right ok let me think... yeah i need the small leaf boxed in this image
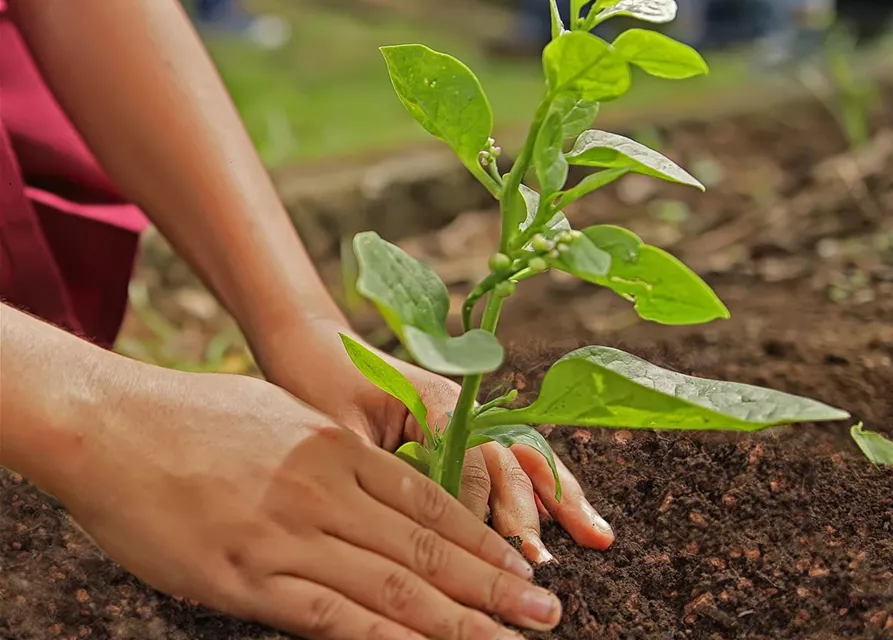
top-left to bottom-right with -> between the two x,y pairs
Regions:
613,29 -> 709,79
404,326 -> 504,376
552,95 -> 601,139
579,225 -> 729,324
593,0 -> 677,25
534,110 -> 569,196
519,185 -> 571,234
381,45 -> 493,170
568,130 -> 704,190
850,423 -> 893,465
550,0 -> 565,38
340,334 -> 431,444
570,0 -> 593,24
476,346 -> 850,431
354,232 -> 504,375
555,167 -> 630,209
395,441 -> 431,474
551,233 -> 612,279
543,31 -> 631,102
467,424 -> 561,499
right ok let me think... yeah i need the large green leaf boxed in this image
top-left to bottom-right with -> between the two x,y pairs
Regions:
555,167 -> 630,209
395,441 -> 431,474
475,346 -> 850,431
380,45 -> 493,170
593,0 -> 677,25
543,31 -> 631,102
353,232 -> 504,374
340,334 -> 432,444
578,225 -> 729,324
552,95 -> 601,140
467,424 -> 562,499
567,130 -> 704,190
850,423 -> 893,465
533,110 -> 569,197
551,232 -> 612,279
403,326 -> 504,376
613,29 -> 709,79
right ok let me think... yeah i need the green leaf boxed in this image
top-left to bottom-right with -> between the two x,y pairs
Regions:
568,130 -> 704,190
555,167 -> 630,209
476,346 -> 850,431
552,95 -> 601,140
550,0 -> 565,38
519,185 -> 571,234
467,424 -> 562,500
543,31 -> 631,102
593,0 -> 677,25
551,232 -> 612,278
570,0 -> 593,25
850,423 -> 893,465
579,225 -> 729,324
339,334 -> 432,444
395,441 -> 431,474
380,45 -> 493,170
533,110 -> 569,196
613,29 -> 709,79
403,326 -> 504,376
353,232 -> 504,375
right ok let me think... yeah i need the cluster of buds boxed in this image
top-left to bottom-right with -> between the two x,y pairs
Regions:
477,137 -> 502,166
530,229 -> 581,262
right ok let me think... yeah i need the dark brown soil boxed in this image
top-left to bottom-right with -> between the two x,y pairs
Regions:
3,88 -> 893,638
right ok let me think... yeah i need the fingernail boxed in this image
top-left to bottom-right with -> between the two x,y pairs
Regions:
526,537 -> 555,565
520,587 -> 561,625
582,500 -> 614,535
503,549 -> 534,579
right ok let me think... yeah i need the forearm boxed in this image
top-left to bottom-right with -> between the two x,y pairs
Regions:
9,0 -> 347,352
0,304 -> 133,495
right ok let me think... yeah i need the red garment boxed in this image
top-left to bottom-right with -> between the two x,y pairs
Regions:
0,0 -> 148,347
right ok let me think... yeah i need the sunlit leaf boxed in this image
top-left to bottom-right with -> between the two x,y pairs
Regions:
613,29 -> 709,79
851,423 -> 893,465
592,0 -> 677,25
353,232 -> 504,374
555,167 -> 630,209
381,45 -> 493,170
467,423 -> 561,499
568,130 -> 704,189
476,346 -> 850,431
579,225 -> 729,324
395,441 -> 431,474
552,95 -> 601,140
543,31 -> 631,102
340,334 -> 432,444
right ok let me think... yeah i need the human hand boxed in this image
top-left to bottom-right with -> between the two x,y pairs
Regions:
256,322 -> 615,565
47,366 -> 562,639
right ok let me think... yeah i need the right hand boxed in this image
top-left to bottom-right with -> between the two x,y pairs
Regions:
53,367 -> 562,639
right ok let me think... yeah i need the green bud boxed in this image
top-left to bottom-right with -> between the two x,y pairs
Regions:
488,253 -> 512,273
556,230 -> 574,244
528,257 -> 548,273
494,281 -> 516,297
548,249 -> 560,260
531,234 -> 553,253
557,243 -> 571,253
569,229 -> 583,240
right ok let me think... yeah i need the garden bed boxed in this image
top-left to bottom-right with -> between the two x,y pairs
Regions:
3,88 -> 893,638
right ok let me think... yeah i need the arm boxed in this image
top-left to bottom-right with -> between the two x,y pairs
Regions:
8,0 -> 346,380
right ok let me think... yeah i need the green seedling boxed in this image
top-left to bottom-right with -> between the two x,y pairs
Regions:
340,0 -> 850,500
851,423 -> 893,466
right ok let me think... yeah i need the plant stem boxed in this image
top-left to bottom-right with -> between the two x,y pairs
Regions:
438,294 -> 504,498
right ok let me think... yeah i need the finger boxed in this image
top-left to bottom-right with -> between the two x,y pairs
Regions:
292,536 -> 534,639
534,494 -> 552,522
355,445 -> 533,579
459,446 -> 491,521
513,445 -> 615,551
329,490 -> 562,632
257,576 -> 425,640
482,443 -> 555,565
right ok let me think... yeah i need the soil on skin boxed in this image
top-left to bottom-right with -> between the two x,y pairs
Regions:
3,89 -> 893,638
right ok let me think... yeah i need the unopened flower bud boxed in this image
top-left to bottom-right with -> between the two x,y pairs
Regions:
557,243 -> 571,253
548,249 -> 560,260
488,252 -> 512,273
494,281 -> 516,298
478,150 -> 491,166
531,234 -> 552,253
528,257 -> 548,273
569,229 -> 583,240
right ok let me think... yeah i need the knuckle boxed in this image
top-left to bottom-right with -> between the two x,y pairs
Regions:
301,593 -> 345,634
505,466 -> 534,495
410,526 -> 450,578
485,571 -> 512,612
460,462 -> 491,504
456,610 -> 501,640
381,569 -> 423,614
415,478 -> 451,527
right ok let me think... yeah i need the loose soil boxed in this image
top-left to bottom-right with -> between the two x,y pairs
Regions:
3,88 -> 893,638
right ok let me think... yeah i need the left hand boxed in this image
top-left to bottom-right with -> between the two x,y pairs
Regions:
255,321 -> 615,564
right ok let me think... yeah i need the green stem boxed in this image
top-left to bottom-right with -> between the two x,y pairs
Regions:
437,294 -> 504,498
